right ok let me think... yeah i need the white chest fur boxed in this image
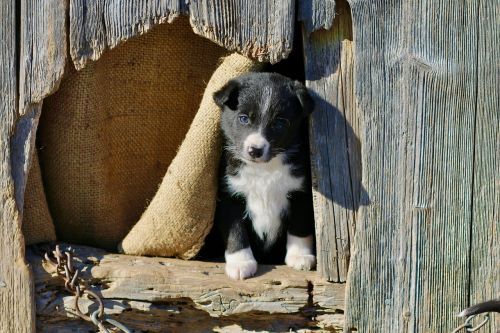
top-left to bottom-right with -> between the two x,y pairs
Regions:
227,155 -> 304,246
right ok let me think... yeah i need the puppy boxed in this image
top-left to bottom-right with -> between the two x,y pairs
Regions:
213,72 -> 316,280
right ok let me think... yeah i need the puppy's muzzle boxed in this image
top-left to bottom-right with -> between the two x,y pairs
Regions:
244,133 -> 270,162
248,146 -> 263,158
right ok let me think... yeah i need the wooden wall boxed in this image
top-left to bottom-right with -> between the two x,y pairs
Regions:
335,1 -> 499,332
1,0 -> 498,332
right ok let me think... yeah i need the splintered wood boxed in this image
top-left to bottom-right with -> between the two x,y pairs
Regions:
28,244 -> 345,332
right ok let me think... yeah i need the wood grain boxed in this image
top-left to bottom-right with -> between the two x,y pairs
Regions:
303,0 -> 359,282
345,1 -> 494,332
299,0 -> 336,34
70,0 -> 186,70
187,0 -> 295,64
19,0 -> 66,112
70,0 -> 296,68
28,243 -> 345,332
0,1 -> 36,332
15,0 -> 67,213
469,1 -> 500,331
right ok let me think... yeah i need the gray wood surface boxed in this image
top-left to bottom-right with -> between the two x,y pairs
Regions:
70,0 -> 186,70
19,0 -> 66,111
28,243 -> 345,332
345,1 -> 498,332
303,0 -> 359,283
0,1 -> 36,332
299,0 -> 336,34
188,0 -> 294,64
470,1 -> 500,331
16,0 -> 67,242
70,0 -> 295,69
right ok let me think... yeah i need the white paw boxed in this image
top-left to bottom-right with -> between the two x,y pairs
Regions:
285,253 -> 316,271
225,248 -> 258,280
285,234 -> 316,271
225,259 -> 258,280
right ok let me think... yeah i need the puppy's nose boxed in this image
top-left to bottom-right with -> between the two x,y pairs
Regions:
248,146 -> 263,158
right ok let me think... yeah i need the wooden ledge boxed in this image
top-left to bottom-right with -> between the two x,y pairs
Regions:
28,243 -> 345,332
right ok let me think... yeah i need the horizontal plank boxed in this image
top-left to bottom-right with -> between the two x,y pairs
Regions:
28,243 -> 344,331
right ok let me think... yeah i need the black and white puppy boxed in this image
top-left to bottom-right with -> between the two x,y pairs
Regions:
213,72 -> 316,280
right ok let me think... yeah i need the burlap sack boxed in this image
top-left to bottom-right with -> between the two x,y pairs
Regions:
120,53 -> 264,258
38,18 -> 229,251
22,150 -> 57,245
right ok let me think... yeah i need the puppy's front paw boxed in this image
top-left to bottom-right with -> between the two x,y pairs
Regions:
225,259 -> 258,280
285,234 -> 316,271
225,248 -> 258,280
285,253 -> 316,271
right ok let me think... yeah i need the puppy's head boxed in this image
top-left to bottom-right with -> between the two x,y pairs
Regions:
214,73 -> 314,163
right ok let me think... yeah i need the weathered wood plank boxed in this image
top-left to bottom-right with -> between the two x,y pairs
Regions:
303,0 -> 359,282
19,0 -> 66,111
470,1 -> 500,331
0,1 -> 36,332
28,244 -> 345,332
188,0 -> 295,64
345,1 -> 483,332
299,0 -> 336,34
16,0 -> 66,221
70,0 -> 296,68
70,0 -> 186,70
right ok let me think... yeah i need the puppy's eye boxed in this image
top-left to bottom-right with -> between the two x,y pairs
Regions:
239,114 -> 250,125
272,119 -> 289,130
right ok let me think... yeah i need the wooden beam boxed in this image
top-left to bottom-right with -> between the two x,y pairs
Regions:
345,1 -> 492,332
28,243 -> 345,332
470,1 -> 500,331
303,0 -> 359,282
0,0 -> 35,332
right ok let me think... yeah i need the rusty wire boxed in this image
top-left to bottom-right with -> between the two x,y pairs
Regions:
44,245 -> 130,333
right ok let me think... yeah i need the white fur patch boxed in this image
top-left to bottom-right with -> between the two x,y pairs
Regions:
243,132 -> 270,156
225,247 -> 258,280
227,155 -> 304,246
285,234 -> 316,271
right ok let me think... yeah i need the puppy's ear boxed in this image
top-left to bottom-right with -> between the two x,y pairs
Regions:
213,80 -> 240,111
292,81 -> 315,116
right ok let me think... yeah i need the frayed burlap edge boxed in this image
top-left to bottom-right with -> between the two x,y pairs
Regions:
119,53 -> 264,259
22,150 -> 57,245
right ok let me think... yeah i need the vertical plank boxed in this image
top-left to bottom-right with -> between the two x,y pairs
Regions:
345,1 -> 483,332
16,0 -> 66,207
303,0 -> 359,282
70,0 -> 186,70
70,1 -> 295,68
0,0 -> 36,331
15,0 -> 66,223
298,0 -> 336,34
19,0 -> 66,112
188,0 -> 295,64
470,1 -> 500,331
